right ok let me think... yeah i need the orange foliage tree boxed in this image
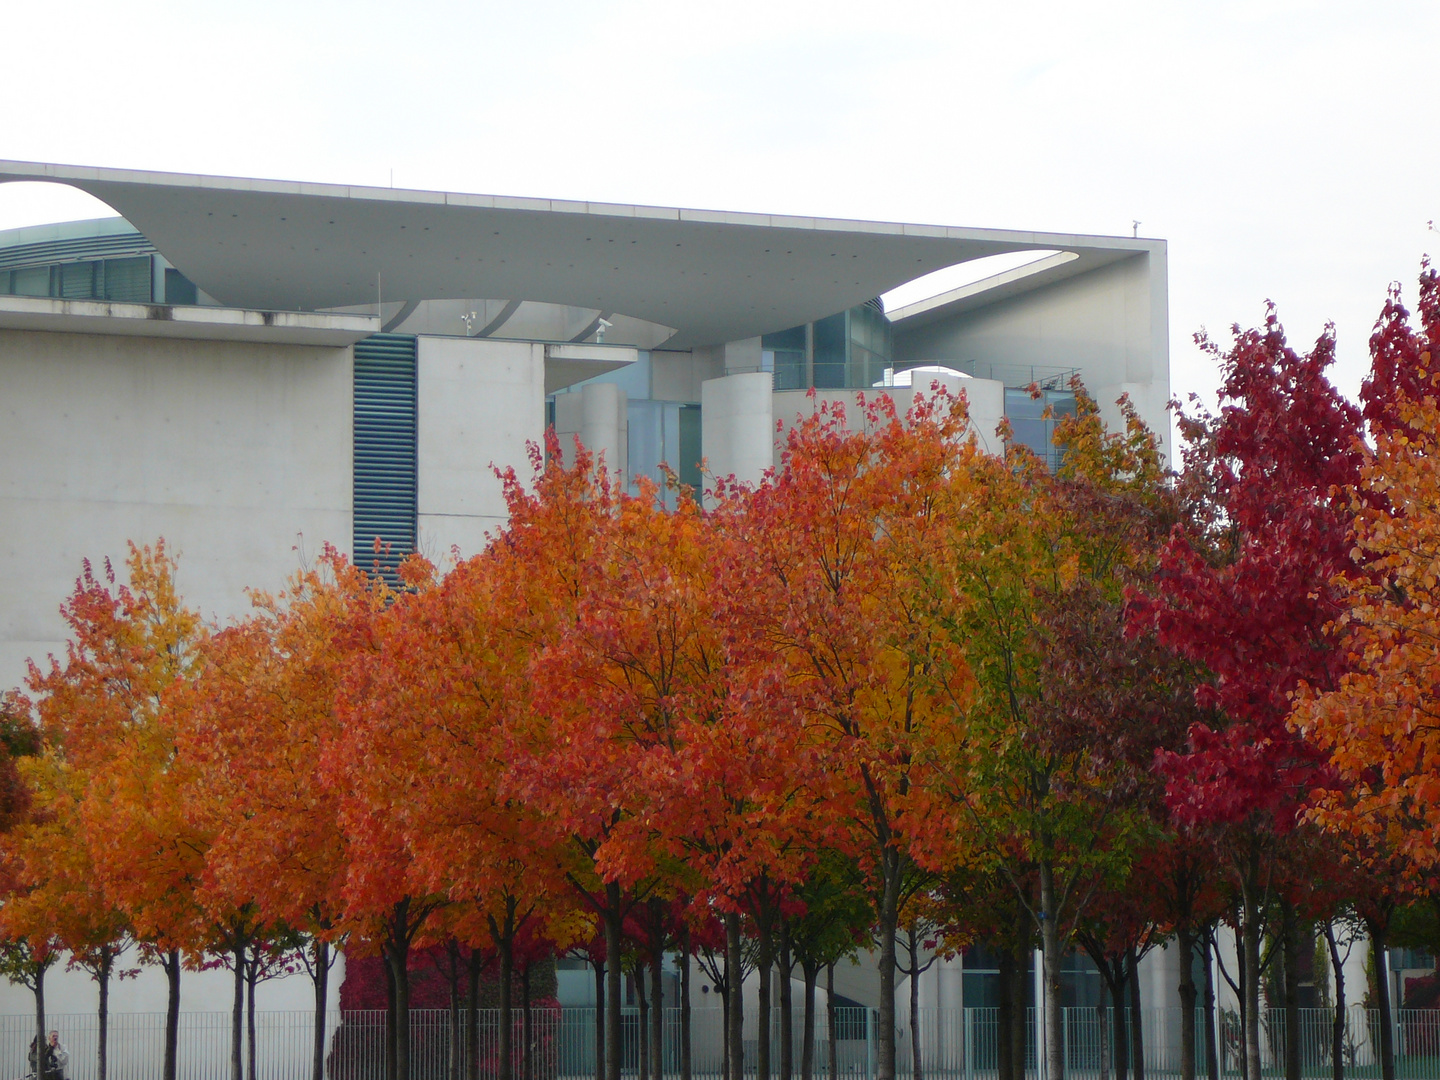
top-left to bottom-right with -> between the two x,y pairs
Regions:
730,391 -> 974,1080
25,543 -> 204,1080
176,550 -> 366,1080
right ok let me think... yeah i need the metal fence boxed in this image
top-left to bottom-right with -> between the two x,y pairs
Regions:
0,1006 -> 1435,1080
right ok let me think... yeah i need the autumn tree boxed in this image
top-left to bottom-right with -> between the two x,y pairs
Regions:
344,539 -> 583,1080
0,736 -> 133,1080
176,551 -> 364,1080
731,390 -> 973,1080
26,543 -> 206,1080
1289,269 -> 1440,1080
920,387 -> 1175,1080
1133,313 -> 1365,1080
326,559 -> 449,1080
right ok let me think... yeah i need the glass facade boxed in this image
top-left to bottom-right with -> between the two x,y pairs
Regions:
548,353 -> 705,506
760,301 -> 893,391
761,325 -> 807,391
1005,387 -> 1076,470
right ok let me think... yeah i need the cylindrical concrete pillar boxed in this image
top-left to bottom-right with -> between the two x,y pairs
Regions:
700,372 -> 774,494
580,381 -> 626,480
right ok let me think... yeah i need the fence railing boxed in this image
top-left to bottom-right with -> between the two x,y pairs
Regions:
0,1006 -> 1435,1080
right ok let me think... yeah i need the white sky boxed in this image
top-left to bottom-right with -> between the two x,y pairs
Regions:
3,0 -> 1437,413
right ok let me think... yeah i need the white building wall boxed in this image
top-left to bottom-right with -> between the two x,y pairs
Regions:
892,254 -> 1171,463
0,328 -> 353,694
0,325 -> 355,1015
0,945 -> 346,1017
770,374 -> 1001,470
416,336 -> 545,563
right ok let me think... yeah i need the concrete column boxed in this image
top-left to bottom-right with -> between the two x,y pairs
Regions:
416,336 -> 546,559
580,380 -> 627,481
701,371 -> 773,495
957,377 -> 1005,454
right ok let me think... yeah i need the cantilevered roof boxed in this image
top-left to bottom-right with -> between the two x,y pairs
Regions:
0,161 -> 1162,350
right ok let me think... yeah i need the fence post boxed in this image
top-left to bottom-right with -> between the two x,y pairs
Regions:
866,1008 -> 875,1080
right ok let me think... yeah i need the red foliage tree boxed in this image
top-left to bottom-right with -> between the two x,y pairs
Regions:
1132,312 -> 1365,1080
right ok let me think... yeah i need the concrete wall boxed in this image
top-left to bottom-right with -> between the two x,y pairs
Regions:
553,380 -> 628,481
770,374 -> 1003,469
651,348 -> 723,404
700,372 -> 773,492
416,335 -> 545,563
0,327 -> 353,693
893,253 -> 1171,463
0,325 -> 356,1016
0,945 -> 346,1017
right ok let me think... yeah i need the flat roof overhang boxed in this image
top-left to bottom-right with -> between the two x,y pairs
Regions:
0,161 -> 1165,350
0,294 -> 379,346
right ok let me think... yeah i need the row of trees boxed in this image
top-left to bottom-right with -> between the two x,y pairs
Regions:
3,270 -> 1440,1080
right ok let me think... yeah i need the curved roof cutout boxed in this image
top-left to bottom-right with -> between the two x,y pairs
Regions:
881,250 -> 1071,312
0,182 -> 120,233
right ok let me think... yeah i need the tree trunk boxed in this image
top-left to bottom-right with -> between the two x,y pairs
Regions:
651,940 -> 665,1080
163,950 -> 181,1080
498,935 -> 514,1080
469,948 -> 484,1080
725,911 -> 744,1080
247,950 -> 258,1080
1104,960 -> 1129,1080
34,961 -> 46,1080
637,969 -> 650,1080
826,962 -> 838,1080
908,925 -> 923,1080
1128,946 -> 1145,1080
1009,954 -> 1026,1080
606,890 -> 624,1080
721,969 -> 731,1080
386,948 -> 398,1080
97,946 -> 112,1080
1202,932 -> 1219,1080
681,927 -> 693,1080
779,919 -> 793,1080
876,853 -> 902,1080
523,964 -> 534,1080
1240,867 -> 1263,1080
594,954 -> 606,1080
1281,904 -> 1301,1080
232,945 -> 245,1080
1322,922 -> 1345,1080
1039,863 -> 1064,1080
1178,927 -> 1197,1080
758,914 -> 773,1080
449,941 -> 462,1080
312,938 -> 330,1080
1368,919 -> 1394,1080
1097,991 -> 1109,1080
801,960 -> 817,1080
386,913 -> 414,1080
997,951 -> 1014,1080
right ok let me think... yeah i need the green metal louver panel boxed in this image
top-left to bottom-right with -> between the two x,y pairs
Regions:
353,334 -> 418,584
0,230 -> 153,272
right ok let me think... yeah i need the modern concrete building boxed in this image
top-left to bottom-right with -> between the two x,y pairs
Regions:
0,161 -> 1173,1023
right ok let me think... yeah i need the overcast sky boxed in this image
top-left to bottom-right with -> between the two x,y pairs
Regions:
4,0 -> 1436,415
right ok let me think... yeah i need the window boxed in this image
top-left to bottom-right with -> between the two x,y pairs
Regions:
164,268 -> 198,305
761,324 -> 807,391
1005,387 -> 1076,470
